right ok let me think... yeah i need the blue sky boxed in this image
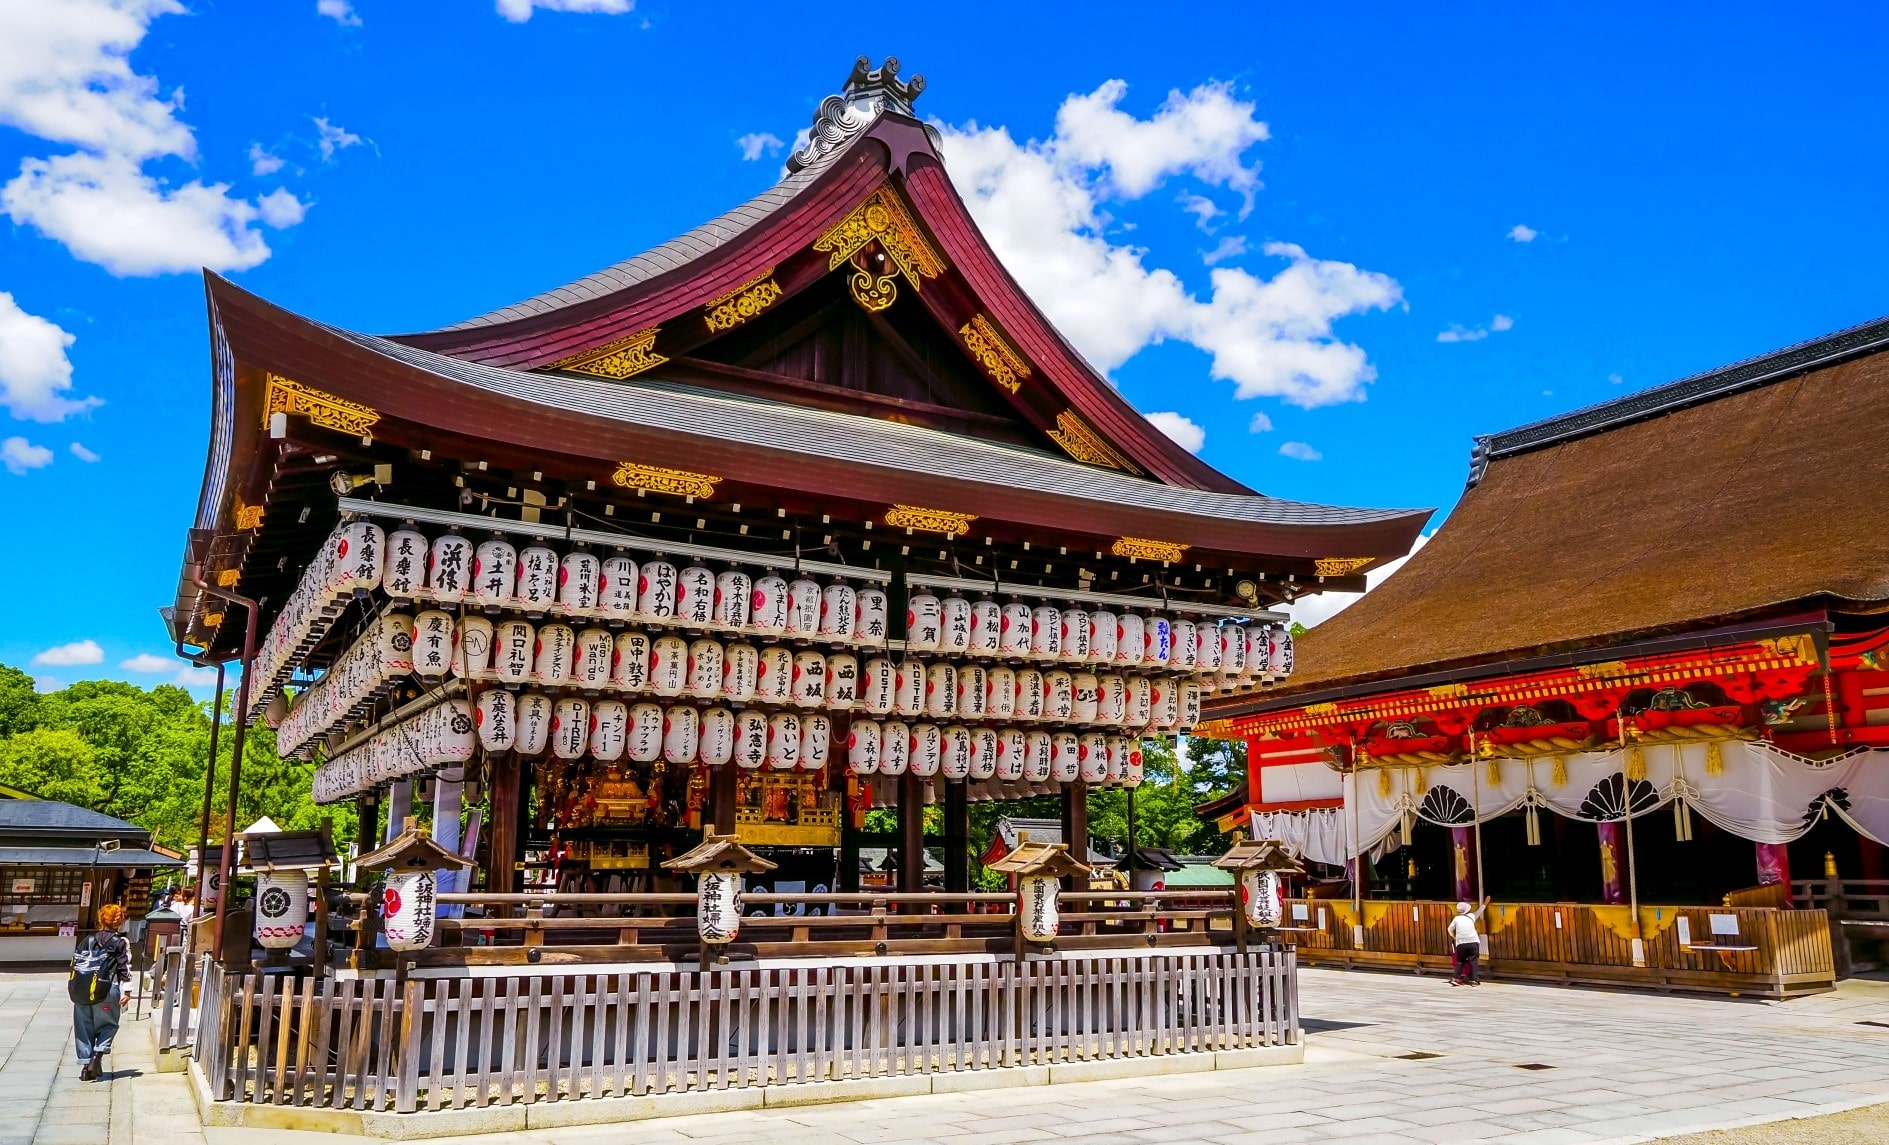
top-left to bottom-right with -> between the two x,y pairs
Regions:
3,1 -> 1886,689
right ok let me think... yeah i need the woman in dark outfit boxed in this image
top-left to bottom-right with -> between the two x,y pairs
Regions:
70,903 -> 132,1080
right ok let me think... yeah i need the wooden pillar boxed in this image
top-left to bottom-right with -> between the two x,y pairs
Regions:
897,772 -> 925,899
384,779 -> 412,847
1861,837 -> 1886,882
355,795 -> 379,886
1061,780 -> 1089,891
709,764 -> 738,837
1597,821 -> 1625,905
486,753 -> 522,901
943,781 -> 969,893
839,788 -> 862,894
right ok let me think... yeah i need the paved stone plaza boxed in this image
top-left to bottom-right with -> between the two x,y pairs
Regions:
4,967 -> 1888,1145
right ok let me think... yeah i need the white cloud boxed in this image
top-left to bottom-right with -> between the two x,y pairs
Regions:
256,187 -> 307,227
1,436 -> 54,474
1247,411 -> 1273,433
494,0 -> 634,20
32,639 -> 102,666
120,652 -> 174,672
1200,235 -> 1247,265
313,116 -> 362,161
1508,224 -> 1537,243
173,664 -> 219,687
1177,191 -> 1221,231
0,292 -> 97,421
248,142 -> 283,175
1143,411 -> 1205,453
1436,324 -> 1488,343
316,0 -> 362,25
1290,532 -> 1431,628
1608,372 -> 1624,385
938,82 -> 1399,410
69,441 -> 99,461
1491,313 -> 1514,331
33,675 -> 65,693
1277,440 -> 1322,462
735,132 -> 785,161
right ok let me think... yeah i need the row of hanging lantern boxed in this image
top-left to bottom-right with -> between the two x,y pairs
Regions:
844,722 -> 1145,787
250,520 -> 388,711
310,698 -> 474,804
275,610 -> 415,756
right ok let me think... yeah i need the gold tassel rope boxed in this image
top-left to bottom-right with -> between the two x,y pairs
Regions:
1626,746 -> 1646,782
1401,810 -> 1415,846
1487,758 -> 1502,787
1525,804 -> 1541,846
1705,741 -> 1724,777
1413,767 -> 1428,795
1673,799 -> 1694,842
1377,768 -> 1392,798
1551,756 -> 1568,787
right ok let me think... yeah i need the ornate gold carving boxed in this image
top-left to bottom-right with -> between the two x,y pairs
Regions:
1314,556 -> 1373,577
703,270 -> 784,333
1110,536 -> 1188,563
610,462 -> 721,499
233,500 -> 264,531
216,568 -> 240,588
958,314 -> 1030,393
884,504 -> 976,537
1047,409 -> 1139,473
814,187 -> 944,314
201,612 -> 225,629
262,374 -> 380,436
553,327 -> 667,380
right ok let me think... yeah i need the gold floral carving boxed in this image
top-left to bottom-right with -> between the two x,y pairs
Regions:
814,187 -> 944,313
216,568 -> 241,587
202,612 -> 225,629
233,500 -> 264,531
1047,410 -> 1139,473
703,270 -> 784,333
262,374 -> 380,436
1313,556 -> 1374,577
610,462 -> 721,499
553,327 -> 667,380
958,314 -> 1030,393
1110,536 -> 1189,563
884,504 -> 976,537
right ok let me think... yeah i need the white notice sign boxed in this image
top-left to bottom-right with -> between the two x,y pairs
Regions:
1677,917 -> 1692,947
1317,908 -> 1327,929
1709,913 -> 1740,937
1292,903 -> 1310,922
1554,911 -> 1563,929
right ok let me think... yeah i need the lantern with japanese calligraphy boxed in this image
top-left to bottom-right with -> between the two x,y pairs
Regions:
440,699 -> 477,764
1195,624 -> 1222,672
637,558 -> 678,620
559,550 -> 601,613
721,643 -> 758,703
1044,671 -> 1075,722
791,651 -> 827,709
1051,732 -> 1081,783
551,698 -> 590,760
1076,733 -> 1106,784
516,542 -> 559,611
330,521 -> 385,593
785,575 -> 821,635
1096,674 -> 1126,726
1030,605 -> 1062,657
995,728 -> 1026,781
427,532 -> 474,603
909,723 -> 943,777
939,595 -> 973,654
471,538 -> 517,606
749,574 -> 789,635
879,721 -> 910,775
663,705 -> 700,765
600,554 -> 639,617
798,712 -> 832,769
733,709 -> 768,769
969,597 -> 1002,655
675,565 -> 716,627
1000,601 -> 1033,655
925,662 -> 957,718
1266,625 -> 1293,676
490,620 -> 532,684
1060,608 -> 1090,663
824,653 -> 859,709
1024,731 -> 1053,782
627,702 -> 664,762
820,580 -> 857,640
1087,610 -> 1118,665
1019,874 -> 1060,943
1115,614 -> 1145,667
1179,681 -> 1203,731
589,700 -> 628,761
611,630 -> 651,690
412,610 -> 456,679
1219,625 -> 1247,678
969,726 -> 999,781
714,569 -> 752,628
1243,869 -> 1284,928
854,586 -> 889,647
1106,736 -> 1130,784
475,689 -> 515,752
1170,619 -> 1198,670
650,635 -> 688,697
533,623 -> 575,685
688,639 -> 725,699
574,628 -> 613,689
986,666 -> 1016,719
940,725 -> 973,780
697,871 -> 742,943
1145,616 -> 1173,667
454,614 -> 493,679
383,529 -> 428,600
956,663 -> 987,719
893,661 -> 924,716
1071,671 -> 1099,724
1124,677 -> 1153,728
1015,669 -> 1046,721
861,658 -> 895,715
698,706 -> 735,766
516,693 -> 553,756
382,871 -> 437,950
1150,679 -> 1180,731
378,613 -> 415,677
905,592 -> 942,651
847,720 -> 881,775
253,870 -> 308,950
755,646 -> 793,704
766,712 -> 801,769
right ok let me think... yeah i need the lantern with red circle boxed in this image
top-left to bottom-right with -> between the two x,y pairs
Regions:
798,713 -> 832,770
1015,669 -> 1046,721
940,725 -> 973,780
1060,608 -> 1091,663
721,643 -> 758,703
925,662 -> 957,718
600,554 -> 639,618
1079,732 -> 1109,784
1024,731 -> 1053,782
995,728 -> 1027,781
413,610 -> 456,680
1000,601 -> 1033,655
1170,619 -> 1198,670
516,542 -> 559,611
453,615 -> 493,680
905,592 -> 942,651
1096,674 -> 1126,726
714,569 -> 752,629
939,595 -> 973,654
791,651 -> 827,709
878,721 -> 910,776
533,623 -> 575,685
475,689 -> 515,752
626,703 -> 662,763
1145,616 -> 1173,667
675,565 -> 715,627
968,597 -> 1001,655
662,705 -> 700,764
698,707 -> 735,767
472,538 -> 517,606
820,581 -> 857,641
766,713 -> 801,769
574,628 -> 613,689
1050,733 -> 1081,783
1044,671 -> 1075,722
1124,676 -> 1153,728
750,574 -> 789,635
688,639 -> 725,699
559,550 -> 601,613
861,658 -> 895,715
611,631 -> 651,690
908,723 -> 943,777
1071,671 -> 1099,724
785,576 -> 821,635
1030,605 -> 1062,657
590,700 -> 629,761
824,653 -> 859,710
986,666 -> 1016,719
551,697 -> 590,760
650,635 -> 689,697
956,663 -> 987,719
755,646 -> 793,703
733,710 -> 768,769
892,661 -> 924,716
847,721 -> 881,776
427,533 -> 474,604
491,620 -> 533,684
1116,614 -> 1145,667
383,529 -> 428,600
637,558 -> 678,620
854,587 -> 889,647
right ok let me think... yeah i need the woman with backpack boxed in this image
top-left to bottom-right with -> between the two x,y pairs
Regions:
69,903 -> 131,1081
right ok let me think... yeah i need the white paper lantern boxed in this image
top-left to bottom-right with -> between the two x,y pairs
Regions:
847,720 -> 881,775
893,661 -> 925,716
675,565 -> 716,627
1124,741 -> 1145,788
590,700 -> 629,761
1150,679 -> 1180,731
638,559 -> 678,620
552,697 -> 590,759
650,635 -> 689,697
559,550 -> 601,613
1071,672 -> 1099,724
733,709 -> 768,769
786,576 -> 821,635
628,702 -> 664,763
714,569 -> 752,628
472,539 -> 517,606
1019,875 -> 1059,943
1106,736 -> 1129,784
749,575 -> 789,635
820,581 -> 857,640
1179,680 -> 1203,731
1196,624 -> 1222,671
439,699 -> 476,763
799,712 -> 832,769
612,631 -> 651,690
1267,625 -> 1294,676
1219,626 -> 1246,675
698,871 -> 741,944
925,662 -> 957,718
379,613 -> 415,677
755,646 -> 794,704
490,620 -> 533,684
1024,731 -> 1053,782
1171,619 -> 1198,670
254,870 -> 308,950
939,595 -> 973,654
516,693 -> 553,756
879,721 -> 910,776
476,689 -> 516,751
663,705 -> 700,764
1044,671 -> 1075,722
1115,615 -> 1145,667
1000,601 -> 1033,656
1052,607 -> 1085,663
1243,869 -> 1284,928
861,658 -> 895,715
413,610 -> 456,679
1079,732 -> 1109,784
516,543 -> 559,610
533,623 -> 575,685
454,615 -> 494,679
1088,610 -> 1118,665
721,643 -> 758,703
969,726 -> 999,780
909,723 -> 943,777
1097,674 -> 1127,726
1051,732 -> 1081,783
956,663 -> 987,719
574,628 -> 613,688
1015,669 -> 1046,721
329,521 -> 385,593
600,554 -> 640,617
382,870 -> 437,951
969,598 -> 1002,655
905,593 -> 942,651
824,653 -> 859,710
792,651 -> 827,709
689,639 -> 725,699
1030,605 -> 1062,657
1124,677 -> 1153,728
995,728 -> 1026,781
699,707 -> 735,766
940,725 -> 973,780
427,533 -> 474,603
383,529 -> 428,600
766,712 -> 801,769
854,587 -> 889,647
1146,616 -> 1173,667
986,666 -> 1016,719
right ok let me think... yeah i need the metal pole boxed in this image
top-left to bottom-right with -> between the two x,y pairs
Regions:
196,582 -> 260,963
1619,709 -> 1645,964
196,662 -> 226,865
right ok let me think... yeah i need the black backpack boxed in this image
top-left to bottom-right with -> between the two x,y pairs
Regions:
67,935 -> 113,1005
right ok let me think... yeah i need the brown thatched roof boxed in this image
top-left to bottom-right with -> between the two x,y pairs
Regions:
1271,315 -> 1889,695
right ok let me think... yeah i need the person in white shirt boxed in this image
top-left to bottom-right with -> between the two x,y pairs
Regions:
1448,897 -> 1492,986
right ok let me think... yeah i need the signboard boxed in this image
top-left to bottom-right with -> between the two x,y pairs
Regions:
1291,903 -> 1310,922
9,878 -> 33,894
1709,913 -> 1740,937
58,924 -> 76,937
1676,917 -> 1692,947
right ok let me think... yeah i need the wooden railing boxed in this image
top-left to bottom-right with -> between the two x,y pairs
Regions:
194,947 -> 1299,1112
1283,898 -> 1835,998
1792,878 -> 1889,918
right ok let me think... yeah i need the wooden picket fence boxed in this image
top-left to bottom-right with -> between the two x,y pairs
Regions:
194,948 -> 1298,1112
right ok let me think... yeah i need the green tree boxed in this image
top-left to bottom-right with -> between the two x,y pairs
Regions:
0,664 -> 38,738
0,727 -> 106,808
